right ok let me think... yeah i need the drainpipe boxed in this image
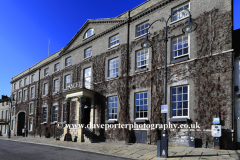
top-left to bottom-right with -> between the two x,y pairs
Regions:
126,10 -> 130,121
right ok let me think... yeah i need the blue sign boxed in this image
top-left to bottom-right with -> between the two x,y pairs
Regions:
161,105 -> 168,113
213,118 -> 220,124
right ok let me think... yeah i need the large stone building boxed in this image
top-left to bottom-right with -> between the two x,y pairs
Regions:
10,0 -> 235,148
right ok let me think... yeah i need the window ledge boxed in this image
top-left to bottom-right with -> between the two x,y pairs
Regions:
65,65 -> 72,69
107,75 -> 118,80
40,122 -> 47,125
52,91 -> 60,95
169,118 -> 190,122
170,16 -> 189,25
83,56 -> 92,61
108,43 -> 120,50
135,67 -> 148,73
105,120 -> 117,124
54,70 -> 60,73
133,119 -> 148,123
171,56 -> 189,64
135,33 -> 147,40
50,122 -> 57,125
61,122 -> 66,124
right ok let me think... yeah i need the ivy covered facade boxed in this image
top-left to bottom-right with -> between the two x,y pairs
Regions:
10,0 -> 235,149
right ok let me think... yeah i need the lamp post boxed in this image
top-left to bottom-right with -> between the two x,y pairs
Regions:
141,9 -> 197,158
8,96 -> 15,138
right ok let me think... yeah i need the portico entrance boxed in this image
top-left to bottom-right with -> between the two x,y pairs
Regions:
64,88 -> 95,142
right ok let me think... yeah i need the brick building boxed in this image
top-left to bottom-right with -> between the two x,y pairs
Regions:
10,0 -> 235,148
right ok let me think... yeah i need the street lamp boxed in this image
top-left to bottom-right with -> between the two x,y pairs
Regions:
141,9 -> 197,158
8,95 -> 15,138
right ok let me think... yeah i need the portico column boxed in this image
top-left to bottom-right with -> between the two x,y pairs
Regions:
90,98 -> 95,132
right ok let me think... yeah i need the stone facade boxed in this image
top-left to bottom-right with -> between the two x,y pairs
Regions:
10,0 -> 234,149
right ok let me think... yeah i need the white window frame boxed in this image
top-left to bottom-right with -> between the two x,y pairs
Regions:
43,83 -> 48,96
108,96 -> 117,120
84,29 -> 94,39
18,91 -> 22,102
135,92 -> 148,119
23,89 -> 27,101
13,94 -> 16,102
24,78 -> 27,86
84,68 -> 91,89
136,21 -> 149,37
31,87 -> 35,99
54,63 -> 60,72
136,48 -> 149,70
31,74 -> 35,83
172,34 -> 190,59
54,79 -> 59,93
44,68 -> 49,76
109,34 -> 119,48
19,80 -> 22,88
65,57 -> 71,67
171,2 -> 190,23
64,75 -> 71,89
29,118 -> 33,131
108,58 -> 118,78
171,85 -> 189,118
29,103 -> 34,115
53,106 -> 58,122
62,104 -> 66,122
84,47 -> 92,59
42,107 -> 47,123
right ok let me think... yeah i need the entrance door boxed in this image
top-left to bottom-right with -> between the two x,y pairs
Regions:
17,112 -> 25,136
83,108 -> 91,126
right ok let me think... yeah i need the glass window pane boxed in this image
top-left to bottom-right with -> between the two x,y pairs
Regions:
144,106 -> 147,111
177,87 -> 182,94
136,113 -> 139,118
140,93 -> 143,99
183,48 -> 188,55
172,88 -> 176,94
172,95 -> 176,102
183,109 -> 188,116
172,110 -> 176,117
177,102 -> 182,109
136,93 -> 139,99
177,95 -> 182,101
172,103 -> 176,109
177,110 -> 182,116
144,112 -> 147,118
183,94 -> 188,101
183,101 -> 188,108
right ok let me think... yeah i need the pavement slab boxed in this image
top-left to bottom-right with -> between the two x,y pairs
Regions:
0,136 -> 240,160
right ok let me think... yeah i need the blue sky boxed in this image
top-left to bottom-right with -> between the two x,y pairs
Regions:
0,0 -> 239,97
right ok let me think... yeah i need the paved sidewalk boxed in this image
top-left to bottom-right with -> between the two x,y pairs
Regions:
0,136 -> 239,160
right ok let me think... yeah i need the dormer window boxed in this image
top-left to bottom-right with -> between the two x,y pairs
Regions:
84,29 -> 94,39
